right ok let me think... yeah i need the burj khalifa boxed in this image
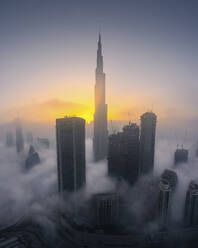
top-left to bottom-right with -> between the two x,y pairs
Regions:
93,34 -> 108,161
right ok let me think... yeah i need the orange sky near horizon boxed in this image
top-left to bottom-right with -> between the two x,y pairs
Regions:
1,96 -> 151,124
1,1 -> 198,128
1,95 -> 188,126
0,75 -> 194,125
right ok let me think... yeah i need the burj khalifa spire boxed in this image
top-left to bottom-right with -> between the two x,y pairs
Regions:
93,34 -> 108,161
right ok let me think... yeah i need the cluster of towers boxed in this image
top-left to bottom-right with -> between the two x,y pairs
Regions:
56,35 -> 157,195
158,169 -> 198,230
4,35 -> 197,232
5,119 -> 49,171
108,112 -> 157,185
56,35 -> 159,229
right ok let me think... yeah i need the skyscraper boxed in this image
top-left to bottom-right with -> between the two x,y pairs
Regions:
93,34 -> 108,161
56,117 -> 86,194
15,119 -> 24,153
184,180 -> 198,227
108,123 -> 139,185
25,145 -> 40,170
158,179 -> 171,230
158,169 -> 178,230
139,112 -> 157,175
6,132 -> 14,147
174,146 -> 188,166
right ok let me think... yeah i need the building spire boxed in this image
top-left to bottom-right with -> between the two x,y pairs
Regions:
99,32 -> 101,44
96,33 -> 103,73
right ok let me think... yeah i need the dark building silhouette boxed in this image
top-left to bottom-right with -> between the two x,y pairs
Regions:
108,123 -> 139,185
93,34 -> 108,161
158,169 -> 178,230
37,138 -> 50,149
184,180 -> 198,227
28,145 -> 35,155
25,145 -> 40,170
6,132 -> 14,147
91,193 -> 119,229
15,119 -> 24,153
139,112 -> 157,175
56,117 -> 86,193
108,132 -> 123,178
174,146 -> 188,165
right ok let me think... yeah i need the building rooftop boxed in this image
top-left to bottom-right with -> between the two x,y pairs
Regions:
122,122 -> 139,132
159,179 -> 171,191
175,148 -> 188,153
56,116 -> 85,122
141,112 -> 157,119
189,180 -> 198,193
161,169 -> 178,190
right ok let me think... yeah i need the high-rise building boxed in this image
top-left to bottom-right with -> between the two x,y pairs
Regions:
139,112 -> 157,175
6,132 -> 14,147
108,123 -> 140,185
174,147 -> 188,165
15,119 -> 24,153
184,180 -> 198,227
158,169 -> 178,230
56,117 -> 86,193
93,34 -> 108,161
91,193 -> 119,229
158,179 -> 171,230
25,145 -> 40,170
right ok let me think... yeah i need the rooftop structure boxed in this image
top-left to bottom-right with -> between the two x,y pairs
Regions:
174,146 -> 188,165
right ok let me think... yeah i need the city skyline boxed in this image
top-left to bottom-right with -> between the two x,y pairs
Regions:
1,0 -> 198,124
1,1 -> 198,247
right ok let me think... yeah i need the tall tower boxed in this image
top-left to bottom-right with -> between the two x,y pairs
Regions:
184,180 -> 198,227
56,117 -> 86,194
15,119 -> 24,153
139,112 -> 157,175
108,123 -> 140,185
6,132 -> 14,147
93,34 -> 108,161
158,179 -> 171,230
158,169 -> 178,230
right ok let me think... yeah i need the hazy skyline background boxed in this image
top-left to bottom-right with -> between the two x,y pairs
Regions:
1,0 -> 198,124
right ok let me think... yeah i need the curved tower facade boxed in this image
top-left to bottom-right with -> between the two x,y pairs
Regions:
93,34 -> 108,161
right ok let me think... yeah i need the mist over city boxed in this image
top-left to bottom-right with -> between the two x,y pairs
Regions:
1,0 -> 198,247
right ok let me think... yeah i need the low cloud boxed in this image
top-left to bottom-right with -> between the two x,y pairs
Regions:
0,98 -> 90,122
0,125 -> 198,237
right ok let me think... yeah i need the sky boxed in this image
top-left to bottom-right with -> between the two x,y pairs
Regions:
0,0 -> 198,124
